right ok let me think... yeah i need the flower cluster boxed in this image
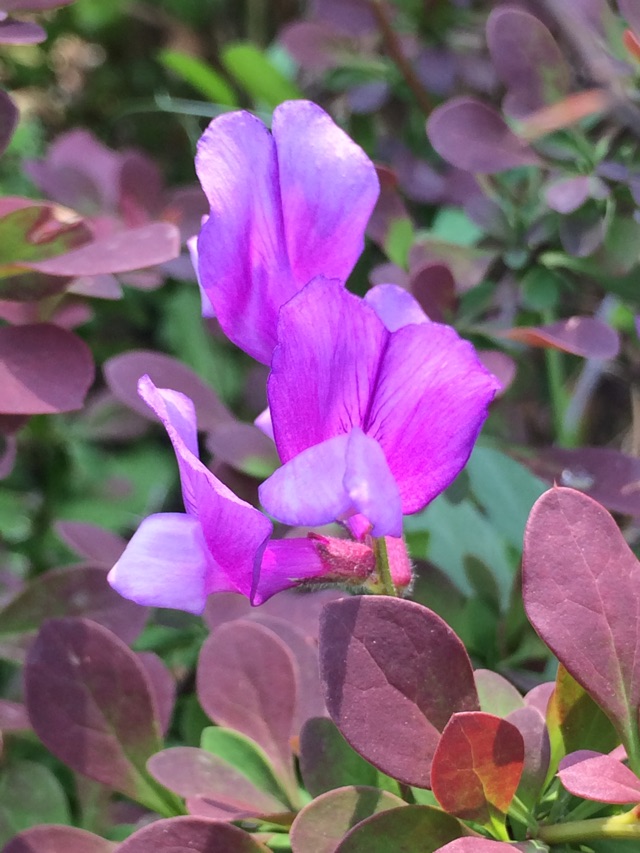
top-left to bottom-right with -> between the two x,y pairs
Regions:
108,100 -> 499,613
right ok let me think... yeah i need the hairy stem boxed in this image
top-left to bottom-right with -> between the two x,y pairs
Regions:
373,536 -> 398,596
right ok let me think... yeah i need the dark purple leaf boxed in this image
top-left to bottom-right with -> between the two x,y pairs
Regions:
197,620 -> 298,791
523,488 -> 640,754
116,816 -> 269,852
206,422 -> 279,479
528,447 -> 640,518
0,565 -> 147,646
410,262 -> 458,323
0,324 -> 94,415
506,706 -> 550,807
313,0 -> 376,36
3,825 -> 114,853
299,717 -> 380,796
0,700 -> 30,732
474,670 -> 524,717
487,7 -> 570,118
335,805 -> 465,853
55,521 -> 126,566
0,18 -> 45,44
431,713 -> 524,824
137,652 -> 176,735
476,350 -> 516,396
104,350 -> 232,432
0,433 -> 16,479
559,204 -> 606,257
319,597 -> 479,787
279,21 -> 346,73
118,152 -> 164,223
409,238 -> 495,291
1,1 -> 76,10
558,750 -> 640,803
24,618 -> 171,811
289,787 -> 405,853
147,747 -> 287,817
503,317 -> 619,358
0,90 -> 17,157
545,176 -> 601,214
27,223 -> 179,276
426,98 -> 541,174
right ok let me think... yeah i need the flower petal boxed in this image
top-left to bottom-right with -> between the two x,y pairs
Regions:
107,513 -> 228,614
367,323 -> 500,513
138,375 -> 273,598
259,428 -> 402,536
273,100 -> 379,288
269,277 -> 387,461
195,110 -> 296,363
253,537 -> 326,603
364,283 -> 430,331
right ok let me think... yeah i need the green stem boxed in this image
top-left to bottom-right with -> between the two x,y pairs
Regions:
538,808 -> 640,845
373,537 -> 398,597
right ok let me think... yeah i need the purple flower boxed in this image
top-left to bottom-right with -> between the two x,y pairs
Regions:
259,279 -> 500,538
195,100 -> 379,364
108,376 -> 412,613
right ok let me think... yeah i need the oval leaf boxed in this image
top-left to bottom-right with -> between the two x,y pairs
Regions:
506,706 -> 550,808
426,98 -> 541,174
55,521 -> 126,566
24,618 -> 170,812
290,786 -> 405,853
523,488 -> 640,755
300,717 -> 382,797
4,825 -> 114,853
336,804 -> 465,853
503,317 -> 619,358
558,750 -> 640,803
116,816 -> 268,852
0,324 -> 94,415
475,670 -> 524,717
0,761 -> 70,847
431,712 -> 524,825
0,90 -> 18,158
319,597 -> 479,788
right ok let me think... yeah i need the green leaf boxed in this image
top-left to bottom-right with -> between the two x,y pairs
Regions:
430,207 -> 484,246
220,42 -> 303,108
200,726 -> 290,806
159,49 -> 238,106
0,760 -> 70,847
383,217 -> 413,268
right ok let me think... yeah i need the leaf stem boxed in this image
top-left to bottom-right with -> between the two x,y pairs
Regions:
373,537 -> 398,597
537,808 -> 640,845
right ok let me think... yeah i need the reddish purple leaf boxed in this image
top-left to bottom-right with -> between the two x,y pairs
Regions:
524,682 -> 555,716
147,747 -> 287,817
558,750 -> 640,803
319,597 -> 479,787
476,350 -> 516,396
0,324 -> 94,414
506,706 -> 550,807
24,618 -> 170,811
3,825 -> 115,853
545,176 -> 598,214
26,223 -> 179,276
528,447 -> 640,518
487,7 -> 570,118
431,712 -> 524,824
335,805 -> 465,853
0,565 -> 147,646
0,699 -> 30,732
559,205 -> 606,257
523,488 -> 640,753
290,787 -> 405,853
116,817 -> 269,852
2,0 -> 77,9
474,670 -> 524,717
438,841 -> 528,852
426,97 -> 541,174
104,350 -> 232,432
197,620 -> 298,790
0,18 -> 46,44
408,238 -> 495,291
503,317 -> 619,358
55,521 -> 126,566
206,421 -> 279,479
136,652 -> 176,735
410,261 -> 458,323
619,0 -> 640,36
0,90 -> 18,157
279,21 -> 346,73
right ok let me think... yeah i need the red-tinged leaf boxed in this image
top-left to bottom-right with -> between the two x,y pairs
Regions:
545,664 -> 619,783
116,817 -> 269,852
426,98 -> 542,174
528,447 -> 640,518
523,488 -> 640,755
506,706 -> 550,808
0,700 -> 30,732
431,712 -> 524,825
475,670 -> 524,717
624,28 -> 640,61
335,805 -> 465,853
299,718 -> 381,796
518,88 -> 611,140
55,521 -> 126,566
0,565 -> 148,646
0,324 -> 94,414
24,618 -> 172,812
147,747 -> 287,816
290,786 -> 405,853
558,750 -> 640,803
619,0 -> 640,39
487,7 -> 570,118
438,841 -> 530,852
25,223 -> 180,276
206,422 -> 280,479
319,597 -> 479,788
197,620 -> 298,791
0,90 -> 18,158
410,261 -> 458,323
476,350 -> 516,396
0,203 -> 89,270
3,825 -> 115,853
524,682 -> 554,716
137,652 -> 175,735
502,317 -> 619,358
104,350 -> 232,432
